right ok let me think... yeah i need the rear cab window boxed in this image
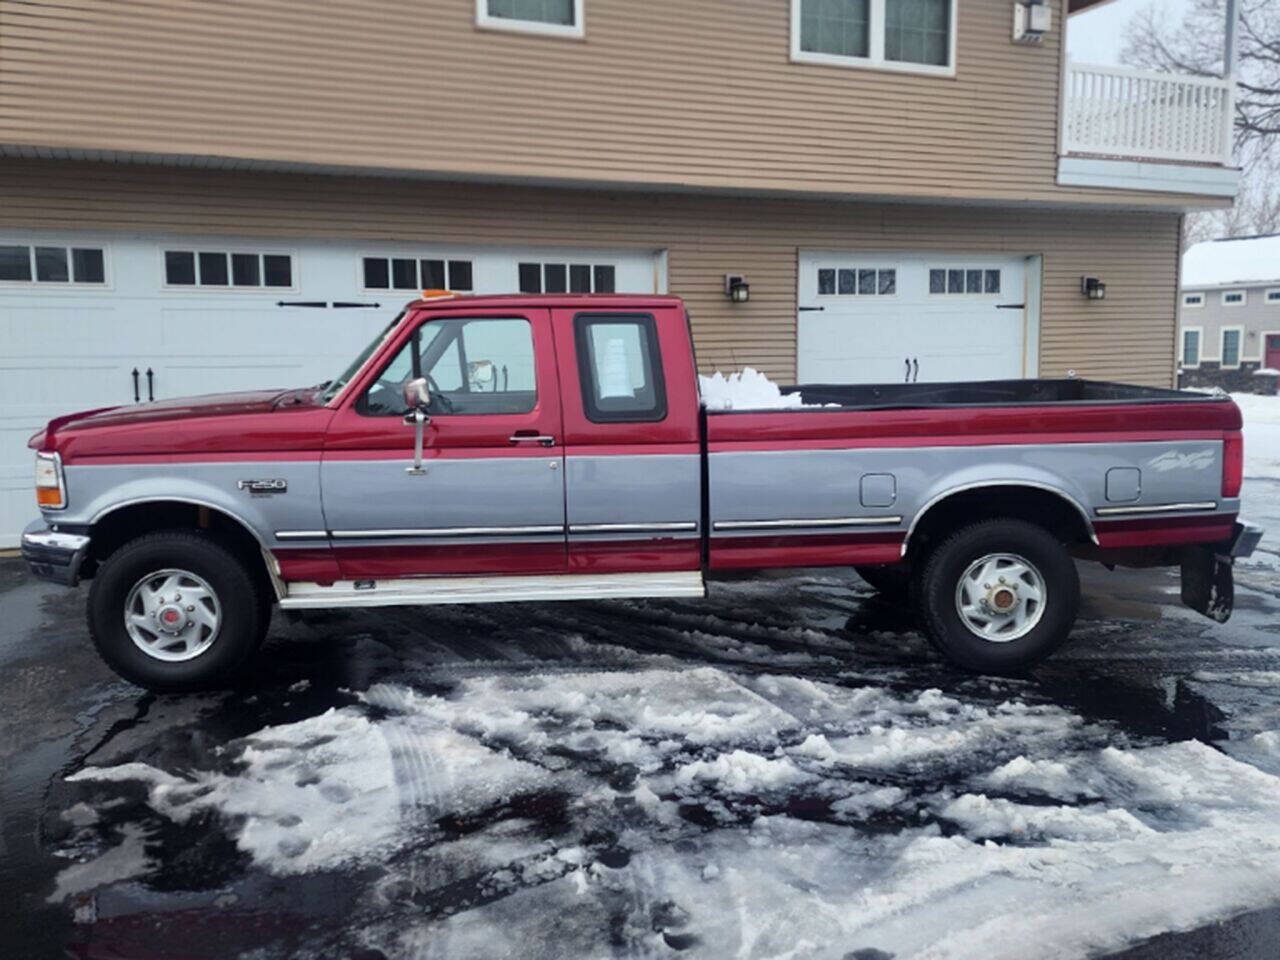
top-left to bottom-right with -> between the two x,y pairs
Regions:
574,313 -> 667,423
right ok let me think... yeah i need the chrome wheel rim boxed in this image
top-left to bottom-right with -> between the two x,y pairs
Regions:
123,568 -> 221,662
954,552 -> 1046,643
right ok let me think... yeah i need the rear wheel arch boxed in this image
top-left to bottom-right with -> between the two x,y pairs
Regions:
903,482 -> 1095,563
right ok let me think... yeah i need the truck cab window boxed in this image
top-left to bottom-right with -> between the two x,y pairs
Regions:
358,316 -> 537,416
575,313 -> 666,422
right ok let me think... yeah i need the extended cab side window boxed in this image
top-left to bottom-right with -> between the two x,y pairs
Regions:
358,317 -> 537,416
575,313 -> 667,423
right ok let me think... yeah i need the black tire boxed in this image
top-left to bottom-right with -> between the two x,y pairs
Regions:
87,531 -> 270,691
916,519 -> 1079,674
855,564 -> 912,603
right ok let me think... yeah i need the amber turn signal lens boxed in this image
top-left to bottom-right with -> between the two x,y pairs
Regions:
36,487 -> 64,508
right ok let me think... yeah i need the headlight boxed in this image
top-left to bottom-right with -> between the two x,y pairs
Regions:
34,452 -> 66,510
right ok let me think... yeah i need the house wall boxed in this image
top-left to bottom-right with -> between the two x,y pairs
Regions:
0,159 -> 1183,386
1178,284 -> 1280,393
0,0 -> 1226,208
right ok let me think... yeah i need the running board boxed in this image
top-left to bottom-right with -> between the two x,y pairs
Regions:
279,570 -> 707,610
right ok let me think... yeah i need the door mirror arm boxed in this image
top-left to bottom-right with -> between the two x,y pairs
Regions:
402,377 -> 431,475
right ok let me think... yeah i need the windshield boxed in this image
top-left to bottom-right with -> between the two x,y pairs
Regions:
320,311 -> 405,404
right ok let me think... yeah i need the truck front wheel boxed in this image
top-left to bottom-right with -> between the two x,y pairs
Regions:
916,519 -> 1079,674
87,531 -> 270,691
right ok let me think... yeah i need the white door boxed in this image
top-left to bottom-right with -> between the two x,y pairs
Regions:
797,252 -> 1034,385
0,231 -> 663,546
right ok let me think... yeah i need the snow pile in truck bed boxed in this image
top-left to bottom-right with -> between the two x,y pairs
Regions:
698,367 -> 814,410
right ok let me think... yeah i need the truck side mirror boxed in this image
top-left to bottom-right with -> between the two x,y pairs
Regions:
402,376 -> 431,412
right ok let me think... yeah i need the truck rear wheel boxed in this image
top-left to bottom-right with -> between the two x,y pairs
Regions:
916,519 -> 1079,674
87,531 -> 270,691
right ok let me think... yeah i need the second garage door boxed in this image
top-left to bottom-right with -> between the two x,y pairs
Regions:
797,251 -> 1039,385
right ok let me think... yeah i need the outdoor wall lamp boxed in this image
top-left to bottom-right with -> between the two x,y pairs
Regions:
1081,276 -> 1107,300
725,274 -> 750,303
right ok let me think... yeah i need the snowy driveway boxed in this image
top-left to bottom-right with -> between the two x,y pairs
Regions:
2,399 -> 1279,960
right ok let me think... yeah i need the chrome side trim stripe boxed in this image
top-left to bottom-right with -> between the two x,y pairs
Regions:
1095,501 -> 1218,517
280,570 -> 707,609
330,525 -> 564,540
713,516 -> 903,532
275,530 -> 329,542
569,522 -> 698,535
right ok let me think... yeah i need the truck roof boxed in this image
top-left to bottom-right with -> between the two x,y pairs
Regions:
404,293 -> 684,311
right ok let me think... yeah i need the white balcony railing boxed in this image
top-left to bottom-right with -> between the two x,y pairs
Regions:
1062,63 -> 1235,166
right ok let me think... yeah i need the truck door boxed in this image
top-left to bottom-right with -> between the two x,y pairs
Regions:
321,307 -> 566,579
550,306 -> 702,573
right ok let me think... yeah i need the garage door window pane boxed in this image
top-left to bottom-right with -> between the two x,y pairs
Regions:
878,269 -> 896,295
35,247 -> 69,282
800,0 -> 870,58
838,269 -> 856,295
392,258 -> 417,290
818,268 -> 836,295
0,245 -> 32,281
569,264 -> 592,293
364,258 -> 390,289
421,259 -> 446,289
948,269 -> 964,294
519,262 -> 542,293
231,253 -> 260,287
544,263 -> 568,294
72,248 -> 105,283
593,265 -> 616,293
965,269 -> 982,294
984,270 -> 1001,294
165,251 -> 196,285
199,252 -> 229,286
929,269 -> 945,294
448,260 -> 473,291
263,255 -> 292,287
576,313 -> 666,423
858,269 -> 877,295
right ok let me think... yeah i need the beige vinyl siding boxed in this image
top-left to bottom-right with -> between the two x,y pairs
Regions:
0,160 -> 1180,386
0,0 -> 1223,208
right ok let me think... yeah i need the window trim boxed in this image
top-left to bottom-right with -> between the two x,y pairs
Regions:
159,246 -> 298,292
475,0 -> 585,39
1180,326 -> 1202,369
1264,288 -> 1280,306
573,312 -> 668,424
1181,292 -> 1205,309
0,241 -> 113,289
1220,325 -> 1244,369
789,0 -> 957,78
1220,289 -> 1247,307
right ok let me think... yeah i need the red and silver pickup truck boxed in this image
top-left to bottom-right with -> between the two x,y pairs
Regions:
23,293 -> 1263,690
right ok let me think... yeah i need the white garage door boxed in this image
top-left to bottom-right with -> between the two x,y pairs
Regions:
797,251 -> 1038,385
0,231 -> 664,546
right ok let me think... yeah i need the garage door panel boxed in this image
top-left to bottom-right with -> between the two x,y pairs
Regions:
798,251 -> 1029,385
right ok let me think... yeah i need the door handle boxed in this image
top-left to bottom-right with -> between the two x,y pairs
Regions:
904,357 -> 911,383
146,367 -> 154,401
509,432 -> 556,447
131,368 -> 140,403
912,358 -> 919,383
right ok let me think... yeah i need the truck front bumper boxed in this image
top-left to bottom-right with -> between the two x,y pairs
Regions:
21,520 -> 91,587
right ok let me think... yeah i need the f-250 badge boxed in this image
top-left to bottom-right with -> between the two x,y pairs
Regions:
237,479 -> 288,495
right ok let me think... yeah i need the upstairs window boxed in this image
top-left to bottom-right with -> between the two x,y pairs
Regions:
165,250 -> 293,288
1182,293 -> 1205,308
1266,288 -> 1280,305
792,0 -> 955,75
1221,290 -> 1246,307
477,0 -> 584,38
0,244 -> 106,285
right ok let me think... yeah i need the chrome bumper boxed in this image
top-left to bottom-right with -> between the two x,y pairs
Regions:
1230,520 -> 1264,559
21,520 -> 91,587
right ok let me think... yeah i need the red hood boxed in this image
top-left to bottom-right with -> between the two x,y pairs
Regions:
33,388 -> 336,461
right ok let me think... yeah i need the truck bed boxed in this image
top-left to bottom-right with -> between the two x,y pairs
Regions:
776,378 -> 1221,410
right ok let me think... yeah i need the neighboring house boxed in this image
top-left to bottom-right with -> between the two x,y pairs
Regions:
0,0 -> 1244,545
1178,235 -> 1280,392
